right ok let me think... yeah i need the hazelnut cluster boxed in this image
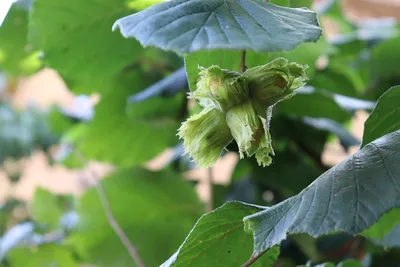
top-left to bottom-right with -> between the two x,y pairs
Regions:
178,57 -> 308,167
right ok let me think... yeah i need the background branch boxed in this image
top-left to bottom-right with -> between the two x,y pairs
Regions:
74,150 -> 146,267
206,167 -> 214,212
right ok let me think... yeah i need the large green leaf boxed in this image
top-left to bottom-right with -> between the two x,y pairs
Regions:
162,201 -> 280,267
243,130 -> 400,260
28,0 -> 152,87
71,72 -> 180,167
362,86 -> 400,147
0,5 -> 41,75
68,168 -> 203,267
113,0 -> 322,54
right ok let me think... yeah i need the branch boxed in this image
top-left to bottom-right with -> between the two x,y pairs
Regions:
239,50 -> 247,73
206,167 -> 214,212
241,249 -> 269,267
74,150 -> 146,267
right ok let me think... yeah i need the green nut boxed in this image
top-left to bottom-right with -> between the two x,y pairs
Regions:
245,57 -> 308,107
191,66 -> 249,112
226,101 -> 274,167
178,107 -> 233,168
179,58 -> 308,168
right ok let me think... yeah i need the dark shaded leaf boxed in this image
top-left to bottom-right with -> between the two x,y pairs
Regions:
277,87 -> 351,122
113,0 -> 322,54
370,37 -> 400,80
302,117 -> 360,150
309,66 -> 361,97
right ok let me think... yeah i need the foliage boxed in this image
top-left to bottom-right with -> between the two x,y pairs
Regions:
0,103 -> 58,163
0,0 -> 400,266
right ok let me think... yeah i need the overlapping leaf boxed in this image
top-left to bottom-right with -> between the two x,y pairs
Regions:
362,208 -> 400,247
162,202 -> 279,267
244,130 -> 400,258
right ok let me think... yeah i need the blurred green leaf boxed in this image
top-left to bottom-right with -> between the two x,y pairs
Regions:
68,168 -> 203,267
47,108 -> 76,136
31,187 -> 63,228
276,88 -> 351,122
28,0 -> 151,88
370,37 -> 400,80
0,5 -> 41,76
362,85 -> 400,147
70,72 -> 180,167
244,130 -> 400,260
113,0 -> 321,54
162,201 -> 280,267
310,65 -> 362,97
7,245 -> 77,267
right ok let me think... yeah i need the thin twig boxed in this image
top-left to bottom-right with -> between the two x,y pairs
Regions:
239,50 -> 247,73
206,167 -> 214,212
74,150 -> 146,267
241,249 -> 269,267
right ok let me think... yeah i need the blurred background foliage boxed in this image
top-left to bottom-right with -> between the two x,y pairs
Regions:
0,0 -> 400,266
